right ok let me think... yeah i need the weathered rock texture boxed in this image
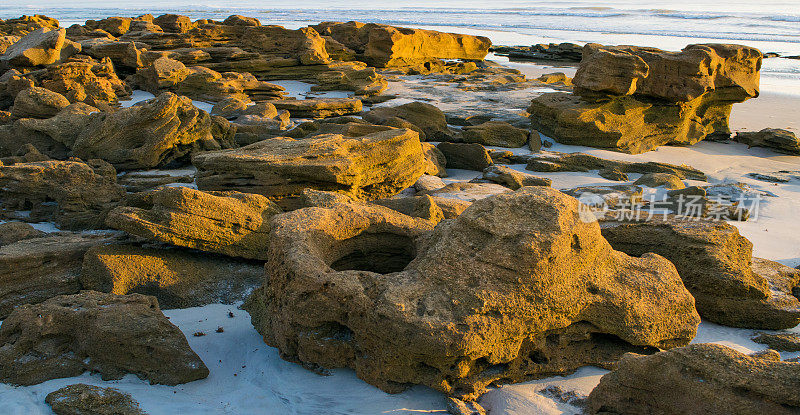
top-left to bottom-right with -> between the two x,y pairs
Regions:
0,291 -> 209,386
529,44 -> 762,153
106,186 -> 281,260
1,27 -> 65,67
735,128 -> 800,155
46,384 -> 146,415
81,244 -> 264,309
73,92 -> 234,169
312,21 -> 491,67
0,232 -> 120,319
194,128 -> 425,209
247,187 -> 700,399
588,343 -> 800,415
0,159 -> 124,230
600,218 -> 800,329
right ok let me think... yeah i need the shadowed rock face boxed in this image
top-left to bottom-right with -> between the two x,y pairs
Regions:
0,232 -> 121,319
106,186 -> 282,260
46,384 -> 146,415
529,43 -> 762,154
247,187 -> 700,400
600,217 -> 800,329
0,159 -> 124,230
81,243 -> 264,309
588,343 -> 800,415
193,128 -> 426,210
0,291 -> 209,386
312,21 -> 491,67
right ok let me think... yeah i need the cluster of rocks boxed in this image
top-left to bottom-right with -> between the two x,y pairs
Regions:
1,12 -> 798,415
491,43 -> 584,62
529,43 -> 763,153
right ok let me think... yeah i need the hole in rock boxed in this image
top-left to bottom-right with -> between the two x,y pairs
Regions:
329,232 -> 416,274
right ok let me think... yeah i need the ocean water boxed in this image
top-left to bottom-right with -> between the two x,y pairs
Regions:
2,0 -> 800,94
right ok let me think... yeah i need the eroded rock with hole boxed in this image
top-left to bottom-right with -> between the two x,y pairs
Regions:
0,291 -> 208,386
600,218 -> 800,329
588,343 -> 800,415
194,128 -> 425,209
106,186 -> 281,260
247,187 -> 700,399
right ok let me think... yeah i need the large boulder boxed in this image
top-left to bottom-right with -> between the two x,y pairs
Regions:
10,86 -> 70,118
0,159 -> 125,230
106,187 -> 282,260
588,343 -> 800,414
193,128 -> 426,209
529,44 -> 762,153
81,244 -> 264,309
246,187 -> 700,399
73,92 -> 235,169
0,232 -> 120,319
0,27 -> 65,67
600,217 -> 800,329
0,291 -> 208,386
312,21 -> 491,67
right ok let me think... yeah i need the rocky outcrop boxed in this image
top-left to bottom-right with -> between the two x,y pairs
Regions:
363,101 -> 449,140
0,27 -> 65,67
73,92 -> 235,169
600,217 -> 800,329
480,165 -> 551,189
462,121 -> 530,148
437,142 -> 493,171
0,232 -> 121,319
529,44 -> 762,153
193,128 -> 425,209
10,86 -> 69,118
312,21 -> 491,67
265,97 -> 363,118
40,57 -> 131,107
0,291 -> 208,386
0,221 -> 45,245
0,159 -> 124,230
46,384 -> 146,415
247,187 -> 700,399
81,244 -> 264,309
523,151 -> 707,181
106,187 -> 282,260
588,343 -> 800,415
735,128 -> 800,155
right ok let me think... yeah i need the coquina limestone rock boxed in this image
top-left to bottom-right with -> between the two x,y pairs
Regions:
46,384 -> 146,415
73,92 -> 235,169
0,27 -> 65,67
600,217 -> 800,329
312,21 -> 491,67
0,291 -> 209,386
528,44 -> 762,153
246,187 -> 700,399
106,187 -> 282,260
0,232 -> 121,319
0,159 -> 124,230
193,128 -> 426,209
81,244 -> 264,309
588,343 -> 800,415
